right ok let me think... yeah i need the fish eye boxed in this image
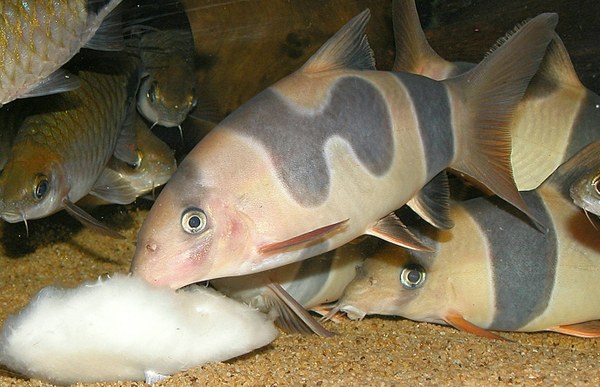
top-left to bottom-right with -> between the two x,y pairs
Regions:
592,175 -> 600,196
33,175 -> 49,200
147,81 -> 158,104
181,207 -> 207,234
126,150 -> 144,170
399,263 -> 426,289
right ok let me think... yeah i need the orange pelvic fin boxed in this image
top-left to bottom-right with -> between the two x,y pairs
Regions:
445,313 -> 508,341
258,219 -> 348,255
548,321 -> 600,338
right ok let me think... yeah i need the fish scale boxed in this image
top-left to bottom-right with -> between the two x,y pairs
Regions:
0,0 -> 123,107
0,50 -> 140,229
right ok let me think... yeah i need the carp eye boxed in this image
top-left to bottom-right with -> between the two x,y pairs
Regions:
147,81 -> 158,104
33,175 -> 49,200
399,263 -> 426,289
127,150 -> 144,170
181,208 -> 207,234
593,175 -> 600,196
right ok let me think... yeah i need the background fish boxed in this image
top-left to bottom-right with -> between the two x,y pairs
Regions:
136,29 -> 198,135
0,0 -> 124,106
212,238 -> 378,336
131,11 -> 556,288
392,0 -> 600,191
570,170 -> 600,218
0,50 -> 140,238
333,141 -> 600,339
81,112 -> 177,207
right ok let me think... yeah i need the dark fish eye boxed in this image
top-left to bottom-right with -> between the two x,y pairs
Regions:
147,81 -> 158,104
399,263 -> 426,289
181,207 -> 207,234
33,175 -> 49,200
592,175 -> 600,196
127,150 -> 144,170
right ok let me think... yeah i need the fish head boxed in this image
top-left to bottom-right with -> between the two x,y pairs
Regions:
570,173 -> 600,217
0,144 -> 67,223
130,136 -> 262,289
337,243 -> 433,321
137,74 -> 197,128
107,115 -> 176,196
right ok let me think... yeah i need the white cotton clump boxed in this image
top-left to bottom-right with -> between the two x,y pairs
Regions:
0,274 -> 278,385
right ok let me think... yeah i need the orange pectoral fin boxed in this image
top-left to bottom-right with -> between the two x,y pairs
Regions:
445,313 -> 508,341
258,219 -> 349,255
548,320 -> 600,338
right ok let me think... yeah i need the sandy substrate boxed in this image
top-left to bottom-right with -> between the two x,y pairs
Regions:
0,204 -> 599,386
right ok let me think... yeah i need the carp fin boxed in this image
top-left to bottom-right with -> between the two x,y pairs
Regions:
407,171 -> 453,229
300,9 -> 375,74
264,282 -> 335,337
20,69 -> 80,99
63,198 -> 126,239
365,212 -> 433,251
445,313 -> 508,341
84,1 -> 125,51
89,167 -> 140,205
446,13 -> 559,232
258,219 -> 348,255
113,103 -> 140,165
548,321 -> 600,338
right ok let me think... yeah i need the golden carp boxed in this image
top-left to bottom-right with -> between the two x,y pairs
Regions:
131,10 -> 556,288
0,50 -> 140,238
82,112 -> 177,206
0,0 -> 124,106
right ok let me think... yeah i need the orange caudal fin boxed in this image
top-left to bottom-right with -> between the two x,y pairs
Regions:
445,313 -> 508,341
258,219 -> 349,255
446,13 -> 558,232
548,321 -> 600,338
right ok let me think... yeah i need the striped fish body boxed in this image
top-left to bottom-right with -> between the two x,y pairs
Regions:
211,239 -> 375,312
392,0 -> 600,190
0,0 -> 123,106
131,11 -> 557,288
0,52 -> 140,223
336,141 -> 600,337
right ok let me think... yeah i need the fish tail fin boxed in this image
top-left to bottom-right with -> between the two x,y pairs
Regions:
446,13 -> 558,230
391,0 -> 455,79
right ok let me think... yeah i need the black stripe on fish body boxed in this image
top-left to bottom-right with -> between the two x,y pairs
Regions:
392,72 -> 454,181
224,76 -> 394,207
283,250 -> 337,306
563,91 -> 600,172
464,191 -> 557,331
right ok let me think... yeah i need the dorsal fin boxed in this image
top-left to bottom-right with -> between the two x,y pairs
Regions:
300,9 -> 375,74
527,33 -> 584,92
391,0 -> 456,79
